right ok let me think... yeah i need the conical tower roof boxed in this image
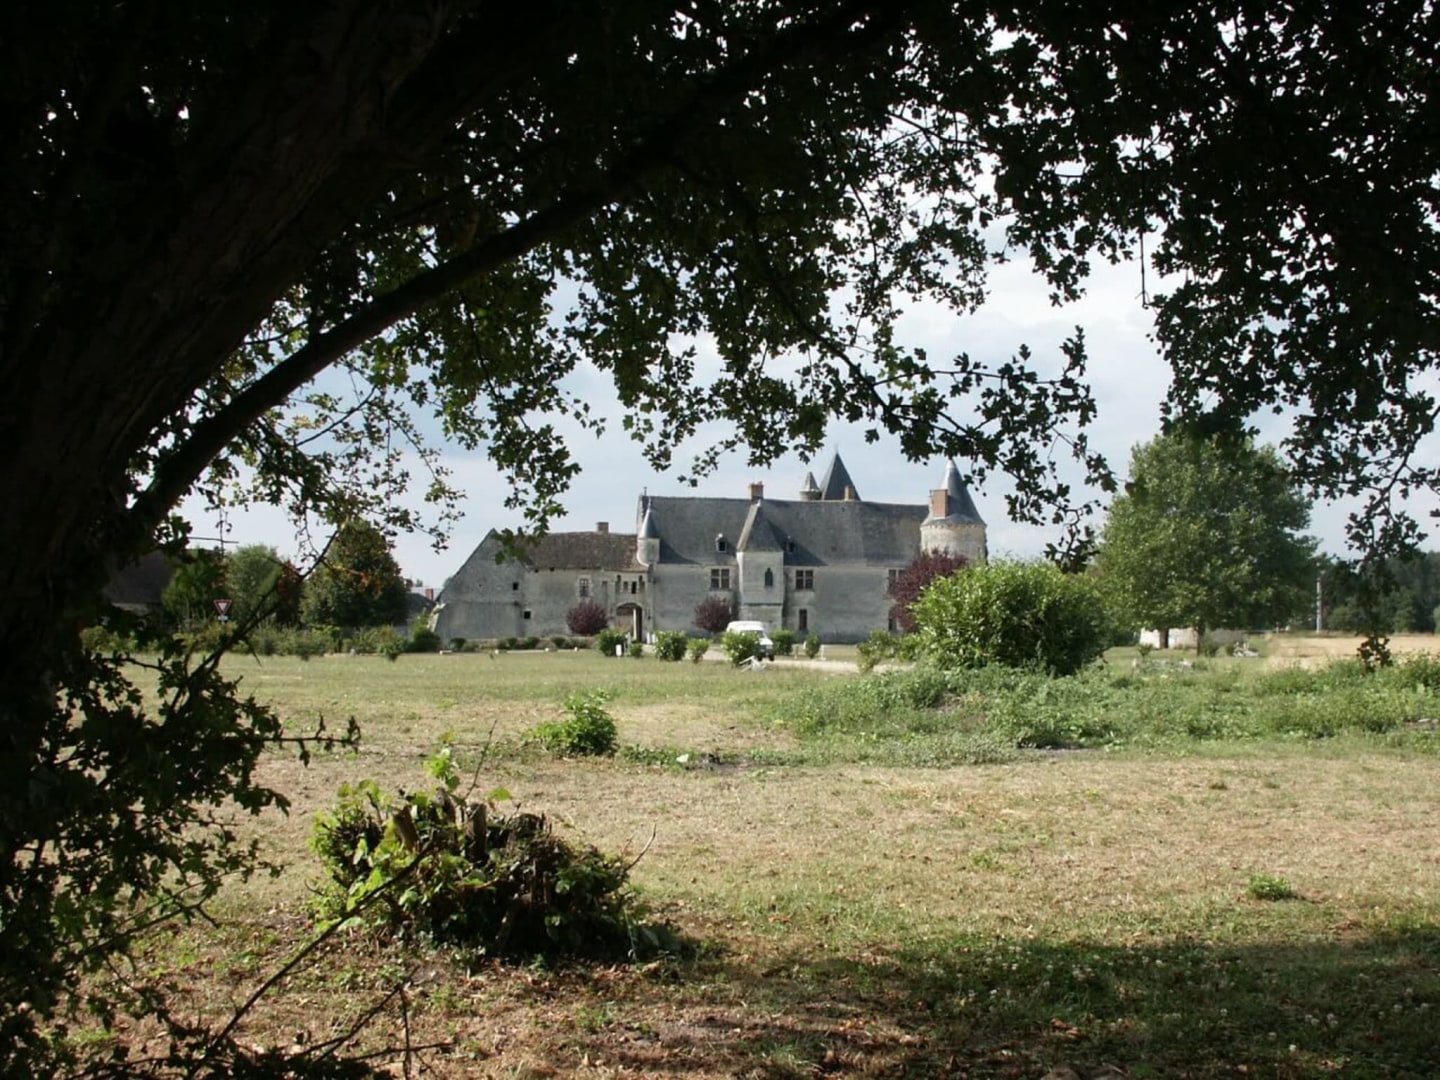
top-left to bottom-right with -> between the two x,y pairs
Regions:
929,460 -> 984,524
817,452 -> 859,501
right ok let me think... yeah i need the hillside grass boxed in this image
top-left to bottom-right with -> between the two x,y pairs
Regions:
98,646 -> 1440,1078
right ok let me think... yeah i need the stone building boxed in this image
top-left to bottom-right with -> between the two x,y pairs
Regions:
433,454 -> 985,644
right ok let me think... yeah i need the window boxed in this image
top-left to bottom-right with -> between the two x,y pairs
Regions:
710,567 -> 731,590
523,609 -> 532,620
716,534 -> 727,553
797,608 -> 809,632
786,539 -> 796,554
888,567 -> 902,585
511,582 -> 520,591
794,569 -> 814,590
764,568 -> 774,589
577,575 -> 591,598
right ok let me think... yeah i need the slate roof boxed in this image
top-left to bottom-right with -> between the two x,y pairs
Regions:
644,495 -> 924,567
103,550 -> 175,610
927,460 -> 986,525
817,453 -> 859,501
520,531 -> 640,571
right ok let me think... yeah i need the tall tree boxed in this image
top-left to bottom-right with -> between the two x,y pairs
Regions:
1099,434 -> 1317,646
302,523 -> 410,630
6,4 -> 1440,1069
225,544 -> 303,628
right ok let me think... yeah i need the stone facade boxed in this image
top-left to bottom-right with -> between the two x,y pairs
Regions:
434,455 -> 987,644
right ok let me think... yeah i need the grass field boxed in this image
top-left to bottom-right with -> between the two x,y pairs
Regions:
114,645 -> 1440,1078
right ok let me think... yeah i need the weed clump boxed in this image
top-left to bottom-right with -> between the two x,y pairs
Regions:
533,691 -> 618,756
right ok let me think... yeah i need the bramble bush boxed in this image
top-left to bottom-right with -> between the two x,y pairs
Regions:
914,560 -> 1111,676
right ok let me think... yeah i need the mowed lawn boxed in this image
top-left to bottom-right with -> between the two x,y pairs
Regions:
136,648 -> 1440,1079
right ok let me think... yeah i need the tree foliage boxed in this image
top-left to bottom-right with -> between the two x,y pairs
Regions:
692,594 -> 735,635
301,521 -> 410,630
887,550 -> 971,632
567,599 -> 611,637
226,544 -> 303,628
1099,434 -> 1317,643
7,3 -> 1440,1070
914,560 -> 1111,676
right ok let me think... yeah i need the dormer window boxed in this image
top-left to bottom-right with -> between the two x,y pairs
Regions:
716,534 -> 727,553
786,538 -> 796,554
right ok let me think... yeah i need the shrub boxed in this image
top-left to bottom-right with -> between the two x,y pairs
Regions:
687,637 -> 711,663
914,560 -> 1110,676
771,629 -> 796,657
654,630 -> 688,661
311,744 -> 673,958
804,633 -> 821,659
519,635 -> 541,650
534,691 -> 618,756
550,635 -> 570,650
627,640 -> 644,658
408,626 -> 442,653
693,594 -> 734,635
722,630 -> 763,666
887,549 -> 970,632
856,630 -> 899,673
596,627 -> 628,657
448,636 -> 468,652
567,599 -> 610,636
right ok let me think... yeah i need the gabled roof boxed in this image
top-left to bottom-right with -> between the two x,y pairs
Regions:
103,550 -> 175,610
643,495 -> 924,566
522,531 -> 640,571
736,502 -> 787,552
817,452 -> 859,501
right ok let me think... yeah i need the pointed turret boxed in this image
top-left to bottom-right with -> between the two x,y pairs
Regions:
921,460 -> 987,562
799,471 -> 821,502
637,504 -> 660,567
817,452 -> 859,502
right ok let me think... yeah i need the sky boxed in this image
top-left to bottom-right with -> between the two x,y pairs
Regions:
179,251 -> 1422,591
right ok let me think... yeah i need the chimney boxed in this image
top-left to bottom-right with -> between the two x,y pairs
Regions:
596,521 -> 609,533
843,484 -> 856,501
929,489 -> 949,518
749,481 -> 764,502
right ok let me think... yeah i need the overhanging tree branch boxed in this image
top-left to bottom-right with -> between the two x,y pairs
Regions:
135,0 -> 914,531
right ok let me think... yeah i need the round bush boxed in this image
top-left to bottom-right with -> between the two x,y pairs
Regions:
913,560 -> 1110,676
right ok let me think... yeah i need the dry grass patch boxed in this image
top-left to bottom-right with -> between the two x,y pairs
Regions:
104,652 -> 1440,1078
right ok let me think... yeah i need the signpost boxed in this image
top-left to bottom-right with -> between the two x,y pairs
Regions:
214,598 -> 232,622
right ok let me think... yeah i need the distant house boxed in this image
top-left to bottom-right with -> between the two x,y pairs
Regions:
102,550 -> 175,614
434,454 -> 986,644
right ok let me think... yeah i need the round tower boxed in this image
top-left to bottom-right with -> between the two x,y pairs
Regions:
636,504 -> 660,567
920,460 -> 987,564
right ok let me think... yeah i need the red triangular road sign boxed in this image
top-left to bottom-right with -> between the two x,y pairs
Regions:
214,599 -> 233,617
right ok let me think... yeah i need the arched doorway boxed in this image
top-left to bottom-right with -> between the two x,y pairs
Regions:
615,603 -> 643,640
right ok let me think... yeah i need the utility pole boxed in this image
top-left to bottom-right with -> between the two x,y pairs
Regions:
1316,572 -> 1324,633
